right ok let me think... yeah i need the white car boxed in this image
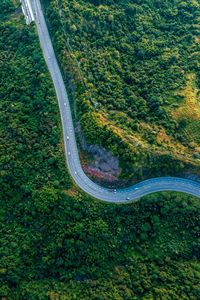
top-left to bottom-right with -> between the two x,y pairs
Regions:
68,151 -> 71,155
66,136 -> 69,140
126,197 -> 130,201
75,171 -> 77,175
113,189 -> 117,193
64,103 -> 67,106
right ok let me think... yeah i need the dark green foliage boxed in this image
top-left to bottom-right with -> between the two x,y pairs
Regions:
42,0 -> 200,182
0,9 -> 71,204
1,186 -> 200,299
1,2 -> 200,300
0,0 -> 15,18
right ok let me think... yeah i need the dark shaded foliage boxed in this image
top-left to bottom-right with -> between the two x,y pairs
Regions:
1,2 -> 200,300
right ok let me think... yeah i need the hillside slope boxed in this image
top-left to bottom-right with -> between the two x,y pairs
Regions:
42,0 -> 200,184
0,1 -> 200,299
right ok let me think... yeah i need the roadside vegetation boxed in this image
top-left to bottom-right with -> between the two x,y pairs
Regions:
0,2 -> 200,299
41,0 -> 200,183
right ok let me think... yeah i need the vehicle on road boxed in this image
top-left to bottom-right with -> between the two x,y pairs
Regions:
30,0 -> 200,203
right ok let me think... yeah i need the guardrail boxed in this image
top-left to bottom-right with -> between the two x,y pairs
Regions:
21,0 -> 200,203
20,0 -> 35,25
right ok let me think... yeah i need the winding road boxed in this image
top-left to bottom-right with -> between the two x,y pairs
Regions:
29,0 -> 200,203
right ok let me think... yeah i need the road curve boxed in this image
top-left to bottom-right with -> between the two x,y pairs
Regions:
30,0 -> 200,203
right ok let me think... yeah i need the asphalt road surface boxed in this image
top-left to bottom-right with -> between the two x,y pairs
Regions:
21,0 -> 34,24
30,0 -> 200,203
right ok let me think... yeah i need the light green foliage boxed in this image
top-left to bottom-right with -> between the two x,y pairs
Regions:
0,2 -> 200,300
42,0 -> 200,182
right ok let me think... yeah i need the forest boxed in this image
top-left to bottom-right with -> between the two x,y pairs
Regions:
0,1 -> 200,299
41,0 -> 200,183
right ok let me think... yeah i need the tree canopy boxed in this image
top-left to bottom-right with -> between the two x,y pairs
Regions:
42,0 -> 200,183
0,2 -> 200,299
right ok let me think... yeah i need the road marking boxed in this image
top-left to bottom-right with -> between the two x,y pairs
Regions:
27,0 -> 200,203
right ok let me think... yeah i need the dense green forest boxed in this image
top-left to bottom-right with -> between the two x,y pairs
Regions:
0,1 -> 200,299
42,0 -> 200,183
